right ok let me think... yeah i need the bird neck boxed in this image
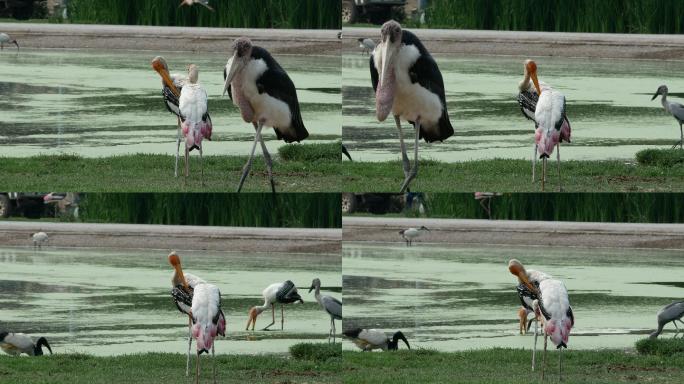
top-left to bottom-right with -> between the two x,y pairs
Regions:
661,93 -> 669,108
519,71 -> 532,92
256,303 -> 269,313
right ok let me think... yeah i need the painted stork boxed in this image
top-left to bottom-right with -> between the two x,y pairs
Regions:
508,259 -> 553,371
309,278 -> 342,343
246,280 -> 303,331
358,38 -> 376,55
343,328 -> 410,351
169,252 -> 225,377
371,20 -> 454,193
650,300 -> 684,338
179,0 -> 214,11
179,64 -> 212,185
519,60 -> 570,191
31,232 -> 48,249
151,57 -> 212,178
223,37 -> 309,193
191,282 -> 224,384
651,85 -> 684,149
0,332 -> 52,356
398,226 -> 429,247
518,59 -> 571,184
0,33 -> 19,50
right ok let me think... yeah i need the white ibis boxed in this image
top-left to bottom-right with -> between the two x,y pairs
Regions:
31,232 -> 48,249
371,20 -> 454,192
358,38 -> 376,55
223,37 -> 309,193
179,0 -> 214,11
246,280 -> 303,331
650,300 -> 684,338
343,328 -> 410,351
651,85 -> 684,149
191,282 -> 224,384
0,332 -> 52,356
0,33 -> 19,50
309,278 -> 342,343
520,60 -> 570,191
508,259 -> 553,371
518,60 -> 571,184
179,64 -> 212,185
398,226 -> 429,247
169,252 -> 225,378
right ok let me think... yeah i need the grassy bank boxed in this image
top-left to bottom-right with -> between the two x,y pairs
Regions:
343,347 -> 684,383
342,159 -> 684,192
0,153 -> 340,192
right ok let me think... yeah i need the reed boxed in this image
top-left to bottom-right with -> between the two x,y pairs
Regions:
67,0 -> 341,29
424,193 -> 684,223
79,193 -> 341,228
426,0 -> 684,33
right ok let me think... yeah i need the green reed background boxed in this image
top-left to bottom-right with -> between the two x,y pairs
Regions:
426,0 -> 684,33
79,193 -> 341,228
423,193 -> 684,223
67,0 -> 341,29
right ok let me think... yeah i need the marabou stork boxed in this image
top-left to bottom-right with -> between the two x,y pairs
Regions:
650,300 -> 684,338
398,226 -> 429,247
191,282 -> 224,384
223,37 -> 309,193
246,280 -> 303,331
371,20 -> 454,192
0,332 -> 52,356
0,33 -> 19,50
652,85 -> 684,149
309,278 -> 342,343
343,328 -> 410,351
518,59 -> 571,184
31,232 -> 48,248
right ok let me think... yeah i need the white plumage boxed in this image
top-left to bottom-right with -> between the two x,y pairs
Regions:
0,33 -> 19,50
246,281 -> 303,331
398,226 -> 429,246
0,332 -> 52,356
180,85 -> 208,128
190,282 -> 223,383
358,38 -> 376,55
344,329 -> 410,351
31,232 -> 48,248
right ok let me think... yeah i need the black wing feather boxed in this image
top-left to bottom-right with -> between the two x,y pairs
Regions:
517,90 -> 538,124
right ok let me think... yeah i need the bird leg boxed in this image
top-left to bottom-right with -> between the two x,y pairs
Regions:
237,121 -> 263,192
532,317 -> 538,371
399,122 -> 421,193
556,143 -> 562,192
175,117 -> 182,178
212,343 -> 217,384
680,123 -> 683,150
559,347 -> 563,382
186,316 -> 192,377
541,157 -> 547,192
281,305 -> 284,330
332,318 -> 337,343
196,351 -> 201,384
254,122 -> 276,194
532,143 -> 538,183
262,303 -> 276,331
395,115 -> 411,179
184,144 -> 190,186
541,333 -> 548,381
199,143 -> 204,187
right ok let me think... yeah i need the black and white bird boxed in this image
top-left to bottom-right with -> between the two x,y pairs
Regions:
371,20 -> 454,192
358,38 -> 376,55
652,85 -> 684,149
0,33 -> 19,50
179,0 -> 214,11
343,328 -> 410,351
0,332 -> 52,356
190,282 -> 224,384
31,232 -> 48,249
398,226 -> 429,247
246,280 -> 303,331
650,300 -> 684,338
223,37 -> 309,193
309,278 -> 342,343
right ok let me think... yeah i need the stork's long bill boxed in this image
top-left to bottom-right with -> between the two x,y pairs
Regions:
223,51 -> 246,97
526,60 -> 542,95
151,57 -> 180,97
508,259 -> 539,295
168,252 -> 190,291
376,37 -> 398,122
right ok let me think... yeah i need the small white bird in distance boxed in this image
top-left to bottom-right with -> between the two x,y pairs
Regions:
31,232 -> 48,249
358,38 -> 376,55
399,226 -> 430,247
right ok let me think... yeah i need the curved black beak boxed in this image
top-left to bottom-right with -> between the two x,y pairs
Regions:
651,92 -> 659,101
13,40 -> 19,50
35,337 -> 52,355
308,285 -> 314,293
394,331 -> 410,350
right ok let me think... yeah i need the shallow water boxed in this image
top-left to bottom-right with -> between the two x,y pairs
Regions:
343,54 -> 684,162
0,247 -> 341,355
0,50 -> 341,157
342,243 -> 684,351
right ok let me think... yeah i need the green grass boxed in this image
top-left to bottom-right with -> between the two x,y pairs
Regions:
636,337 -> 684,356
636,148 -> 684,167
290,342 -> 342,362
342,159 -> 684,192
343,348 -> 684,383
0,153 -> 341,192
278,142 -> 342,162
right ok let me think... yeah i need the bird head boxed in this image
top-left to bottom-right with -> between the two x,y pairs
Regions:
223,37 -> 253,96
524,59 -> 541,95
652,85 -> 668,100
308,278 -> 321,293
389,331 -> 410,350
151,56 -> 179,96
419,226 -> 430,232
11,39 -> 18,50
508,259 -> 539,295
168,252 -> 189,290
34,337 -> 52,356
187,64 -> 199,84
379,20 -> 402,88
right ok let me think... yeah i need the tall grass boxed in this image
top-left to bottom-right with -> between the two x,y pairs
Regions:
426,0 -> 684,33
424,193 -> 684,223
67,0 -> 341,29
79,193 -> 341,228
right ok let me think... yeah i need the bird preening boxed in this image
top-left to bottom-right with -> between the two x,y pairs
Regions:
246,280 -> 304,331
309,278 -> 342,343
343,328 -> 410,351
0,33 -> 19,51
0,332 -> 52,356
651,85 -> 684,149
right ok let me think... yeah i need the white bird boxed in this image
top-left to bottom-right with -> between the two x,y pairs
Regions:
179,64 -> 213,186
309,278 -> 342,343
358,38 -> 376,55
0,332 -> 52,356
191,282 -> 224,384
31,232 -> 48,249
343,328 -> 410,351
0,33 -> 19,50
650,300 -> 684,338
179,0 -> 214,11
652,85 -> 684,149
371,21 -> 454,192
398,226 -> 429,247
246,280 -> 304,331
169,252 -> 225,378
